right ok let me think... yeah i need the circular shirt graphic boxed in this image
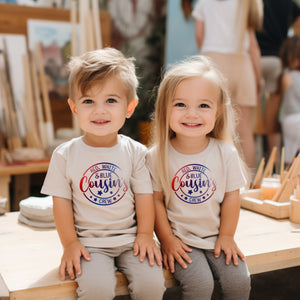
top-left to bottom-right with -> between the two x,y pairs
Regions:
79,162 -> 128,206
171,164 -> 216,204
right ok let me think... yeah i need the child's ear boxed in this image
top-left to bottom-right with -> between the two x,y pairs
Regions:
126,99 -> 138,118
67,98 -> 77,115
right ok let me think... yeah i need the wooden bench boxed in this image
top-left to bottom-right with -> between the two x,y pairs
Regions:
1,209 -> 300,299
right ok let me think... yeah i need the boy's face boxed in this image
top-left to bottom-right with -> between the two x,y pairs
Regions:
68,76 -> 138,147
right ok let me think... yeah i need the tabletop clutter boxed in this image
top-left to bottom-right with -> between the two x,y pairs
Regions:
241,147 -> 300,223
17,195 -> 55,228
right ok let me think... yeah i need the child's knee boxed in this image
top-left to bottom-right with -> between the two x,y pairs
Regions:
221,270 -> 251,299
76,273 -> 116,300
177,271 -> 214,299
128,269 -> 165,300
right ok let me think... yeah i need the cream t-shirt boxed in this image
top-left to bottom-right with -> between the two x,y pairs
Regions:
42,135 -> 153,248
146,138 -> 246,250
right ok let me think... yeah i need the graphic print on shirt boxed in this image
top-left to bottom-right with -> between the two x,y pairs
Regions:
79,162 -> 128,206
171,164 -> 216,204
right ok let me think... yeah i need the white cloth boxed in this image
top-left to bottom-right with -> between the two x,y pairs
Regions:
280,70 -> 300,121
146,138 -> 246,250
192,0 -> 250,54
18,213 -> 55,228
19,196 -> 54,222
41,135 -> 153,248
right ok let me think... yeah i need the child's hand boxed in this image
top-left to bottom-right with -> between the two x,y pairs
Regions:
160,235 -> 192,273
59,240 -> 90,280
133,233 -> 162,267
214,235 -> 245,266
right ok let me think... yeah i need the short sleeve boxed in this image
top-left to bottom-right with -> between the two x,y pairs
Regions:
225,147 -> 247,192
192,0 -> 205,21
41,147 -> 72,199
146,147 -> 163,192
130,142 -> 153,194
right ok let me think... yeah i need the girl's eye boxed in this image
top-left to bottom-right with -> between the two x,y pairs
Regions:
200,103 -> 209,108
107,98 -> 117,103
83,99 -> 93,104
174,102 -> 185,107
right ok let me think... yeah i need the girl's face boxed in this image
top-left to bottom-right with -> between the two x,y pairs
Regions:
169,76 -> 220,140
68,76 -> 137,147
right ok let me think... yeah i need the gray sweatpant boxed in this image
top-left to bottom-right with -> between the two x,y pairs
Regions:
76,243 -> 165,300
174,247 -> 251,300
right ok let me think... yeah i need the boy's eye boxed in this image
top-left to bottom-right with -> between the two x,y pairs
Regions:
83,99 -> 93,104
174,102 -> 185,107
107,98 -> 117,103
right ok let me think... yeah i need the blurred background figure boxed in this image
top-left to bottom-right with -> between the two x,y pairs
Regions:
256,0 -> 300,162
192,0 -> 263,180
278,35 -> 300,162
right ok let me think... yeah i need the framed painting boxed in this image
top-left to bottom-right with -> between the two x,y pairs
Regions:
27,19 -> 76,99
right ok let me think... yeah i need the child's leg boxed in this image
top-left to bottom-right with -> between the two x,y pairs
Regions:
117,249 -> 166,300
174,247 -> 214,300
205,250 -> 251,300
76,248 -> 117,300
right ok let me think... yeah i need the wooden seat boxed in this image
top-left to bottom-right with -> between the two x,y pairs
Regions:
1,210 -> 300,299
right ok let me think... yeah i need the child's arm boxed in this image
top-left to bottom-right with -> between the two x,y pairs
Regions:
134,193 -> 162,266
194,19 -> 204,50
215,190 -> 245,266
53,196 -> 90,280
248,28 -> 261,101
281,72 -> 292,92
154,191 -> 192,273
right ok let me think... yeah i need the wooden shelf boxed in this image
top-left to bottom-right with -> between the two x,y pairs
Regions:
0,160 -> 49,176
0,3 -> 111,47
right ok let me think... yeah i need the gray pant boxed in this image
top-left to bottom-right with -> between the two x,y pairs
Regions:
174,247 -> 251,300
76,243 -> 165,300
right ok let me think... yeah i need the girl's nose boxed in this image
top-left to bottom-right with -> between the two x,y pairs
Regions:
186,106 -> 198,117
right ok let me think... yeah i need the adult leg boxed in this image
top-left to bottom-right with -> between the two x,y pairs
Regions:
236,105 -> 256,178
205,250 -> 251,300
76,248 -> 117,300
117,249 -> 166,300
174,247 -> 214,300
265,92 -> 282,158
261,56 -> 282,159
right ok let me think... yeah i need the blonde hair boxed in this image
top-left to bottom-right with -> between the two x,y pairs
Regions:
68,47 -> 138,101
246,0 -> 263,30
237,0 -> 263,53
152,55 -> 239,204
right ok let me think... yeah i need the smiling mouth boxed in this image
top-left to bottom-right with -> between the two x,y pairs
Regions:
182,123 -> 201,127
92,120 -> 110,125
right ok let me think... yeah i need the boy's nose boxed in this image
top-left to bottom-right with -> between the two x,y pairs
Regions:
94,102 -> 106,113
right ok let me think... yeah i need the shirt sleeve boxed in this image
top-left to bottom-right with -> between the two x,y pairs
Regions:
130,142 -> 153,194
225,146 -> 247,192
41,147 -> 72,200
192,0 -> 205,21
145,147 -> 163,192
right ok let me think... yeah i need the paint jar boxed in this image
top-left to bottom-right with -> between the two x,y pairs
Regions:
261,177 -> 281,200
289,195 -> 300,224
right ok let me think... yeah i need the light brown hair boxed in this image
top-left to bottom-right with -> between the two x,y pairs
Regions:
68,47 -> 138,101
